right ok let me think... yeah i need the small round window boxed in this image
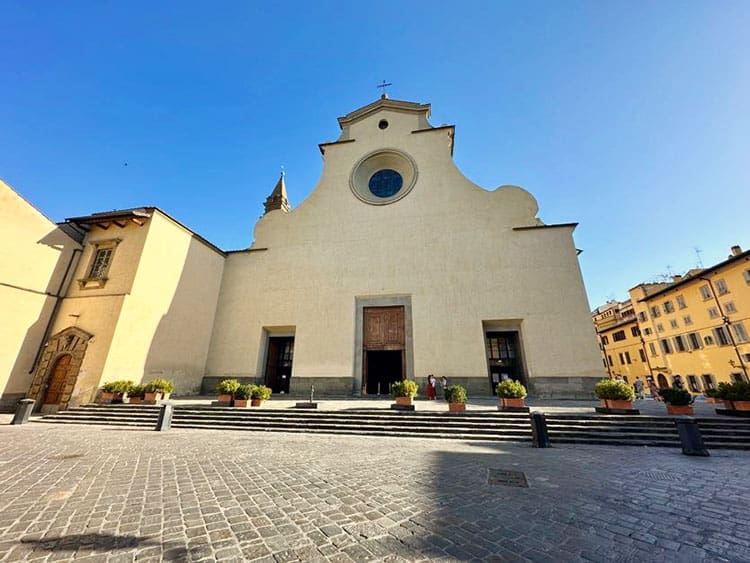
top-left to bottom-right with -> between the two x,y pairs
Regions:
368,169 -> 403,198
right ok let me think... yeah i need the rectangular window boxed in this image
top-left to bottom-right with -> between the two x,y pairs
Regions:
688,332 -> 701,350
732,373 -> 745,383
607,355 -> 613,367
660,339 -> 673,354
714,326 -> 731,346
683,315 -> 693,326
670,319 -> 679,329
744,269 -> 750,285
732,322 -> 749,343
638,311 -> 647,322
676,295 -> 687,309
702,374 -> 715,390
644,327 -> 652,335
650,305 -> 661,318
708,307 -> 719,319
601,335 -> 609,345
648,343 -> 657,356
88,248 -> 113,279
699,285 -> 712,300
716,279 -> 728,295
624,351 -> 631,364
724,301 -> 737,314
613,330 -> 626,342
687,375 -> 700,392
631,326 -> 640,337
663,301 -> 675,313
656,324 -> 664,333
674,335 -> 687,352
618,353 -> 624,364
639,349 -> 646,362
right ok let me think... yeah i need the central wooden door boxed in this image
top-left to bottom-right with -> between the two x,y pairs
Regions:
363,306 -> 405,394
265,337 -> 294,394
44,354 -> 71,405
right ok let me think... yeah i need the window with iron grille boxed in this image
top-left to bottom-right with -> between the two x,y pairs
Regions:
676,295 -> 687,309
663,301 -> 674,313
713,326 -> 731,346
699,285 -> 712,300
702,374 -> 715,389
89,248 -> 113,279
687,375 -> 700,392
716,279 -> 728,295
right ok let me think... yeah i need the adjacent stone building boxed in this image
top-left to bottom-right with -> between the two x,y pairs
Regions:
1,95 -> 604,411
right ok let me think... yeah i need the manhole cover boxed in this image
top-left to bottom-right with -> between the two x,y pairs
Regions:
641,471 -> 681,481
488,468 -> 528,488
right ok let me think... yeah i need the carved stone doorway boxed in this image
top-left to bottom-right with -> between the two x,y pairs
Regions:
43,354 -> 72,405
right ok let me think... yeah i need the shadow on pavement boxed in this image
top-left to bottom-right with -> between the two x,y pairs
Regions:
19,532 -> 191,561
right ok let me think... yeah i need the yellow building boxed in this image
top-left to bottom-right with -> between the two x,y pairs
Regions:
592,300 -> 651,385
630,246 -> 750,393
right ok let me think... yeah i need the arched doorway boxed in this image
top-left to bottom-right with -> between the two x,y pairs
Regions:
44,355 -> 72,405
657,373 -> 669,389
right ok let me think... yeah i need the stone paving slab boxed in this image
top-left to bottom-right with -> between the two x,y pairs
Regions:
0,422 -> 749,561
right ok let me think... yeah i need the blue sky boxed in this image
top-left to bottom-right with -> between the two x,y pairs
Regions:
2,1 -> 748,308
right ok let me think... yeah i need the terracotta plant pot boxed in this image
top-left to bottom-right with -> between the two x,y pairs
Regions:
250,398 -> 263,407
723,400 -> 735,410
233,399 -> 248,408
732,401 -> 750,411
144,392 -> 162,402
217,394 -> 233,405
395,396 -> 413,406
129,397 -> 143,404
448,402 -> 466,412
666,405 -> 694,415
501,398 -> 526,408
605,399 -> 633,410
100,392 -> 114,404
705,397 -> 719,404
599,399 -> 608,408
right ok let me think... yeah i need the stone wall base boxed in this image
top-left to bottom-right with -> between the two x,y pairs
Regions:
528,376 -> 599,399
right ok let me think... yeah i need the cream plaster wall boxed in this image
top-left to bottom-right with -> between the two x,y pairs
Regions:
0,181 -> 80,408
206,102 -> 604,395
102,212 -> 224,394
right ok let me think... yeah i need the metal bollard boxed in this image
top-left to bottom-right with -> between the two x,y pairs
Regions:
155,401 -> 174,431
674,417 -> 709,456
530,412 -> 550,448
11,399 -> 35,425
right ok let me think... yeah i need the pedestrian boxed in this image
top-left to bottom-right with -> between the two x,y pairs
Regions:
672,375 -> 684,390
648,378 -> 660,401
426,374 -> 437,400
439,376 -> 448,399
634,376 -> 645,400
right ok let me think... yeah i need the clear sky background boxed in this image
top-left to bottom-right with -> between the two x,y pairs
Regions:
2,1 -> 748,308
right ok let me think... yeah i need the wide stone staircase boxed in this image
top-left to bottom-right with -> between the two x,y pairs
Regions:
34,404 -> 750,450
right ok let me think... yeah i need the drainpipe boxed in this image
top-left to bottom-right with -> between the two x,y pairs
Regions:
699,276 -> 748,380
29,247 -> 82,373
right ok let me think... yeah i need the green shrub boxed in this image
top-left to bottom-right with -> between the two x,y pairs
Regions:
102,380 -> 135,393
390,380 -> 418,399
144,378 -> 174,394
444,384 -> 467,404
495,379 -> 527,398
129,384 -> 145,398
716,382 -> 732,400
251,385 -> 272,401
234,384 -> 254,400
705,387 -> 720,398
594,379 -> 635,401
215,378 -> 241,395
658,387 -> 694,406
722,380 -> 750,401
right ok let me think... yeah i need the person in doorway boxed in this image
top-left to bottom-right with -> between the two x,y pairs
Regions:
672,375 -> 684,390
426,374 -> 437,400
439,376 -> 448,399
634,376 -> 645,400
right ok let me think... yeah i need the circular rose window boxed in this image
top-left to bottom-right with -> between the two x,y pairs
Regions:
350,149 -> 417,205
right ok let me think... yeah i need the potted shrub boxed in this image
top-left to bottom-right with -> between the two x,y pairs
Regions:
129,384 -> 145,404
716,382 -> 733,410
658,387 -> 695,415
250,384 -> 272,407
215,378 -> 240,405
144,378 -> 174,402
594,378 -> 635,410
390,380 -> 418,406
496,380 -> 527,409
704,387 -> 721,404
233,384 -> 253,408
444,384 -> 467,412
100,381 -> 118,404
723,380 -> 750,411
112,380 -> 135,403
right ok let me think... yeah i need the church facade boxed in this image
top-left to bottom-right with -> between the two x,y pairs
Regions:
1,96 -> 604,411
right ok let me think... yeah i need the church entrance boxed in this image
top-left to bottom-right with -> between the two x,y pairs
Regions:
485,331 -> 524,394
264,337 -> 294,394
362,306 -> 405,395
43,354 -> 72,406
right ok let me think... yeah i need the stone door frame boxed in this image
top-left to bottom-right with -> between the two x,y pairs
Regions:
28,326 -> 92,413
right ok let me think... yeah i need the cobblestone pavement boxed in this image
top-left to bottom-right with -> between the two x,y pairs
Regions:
1,423 -> 749,562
